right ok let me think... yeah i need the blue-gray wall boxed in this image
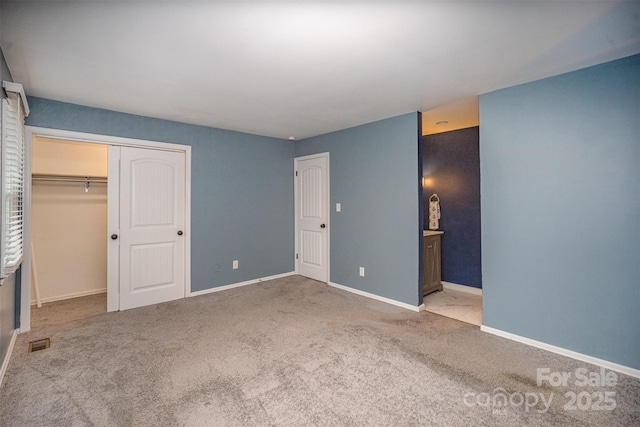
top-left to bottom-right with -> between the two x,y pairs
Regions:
26,97 -> 295,292
0,45 -> 18,372
480,54 -> 640,369
296,113 -> 422,306
423,127 -> 481,288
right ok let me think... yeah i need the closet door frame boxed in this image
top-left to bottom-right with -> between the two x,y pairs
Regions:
22,126 -> 192,332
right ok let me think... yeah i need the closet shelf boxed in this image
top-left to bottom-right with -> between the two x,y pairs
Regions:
32,174 -> 107,184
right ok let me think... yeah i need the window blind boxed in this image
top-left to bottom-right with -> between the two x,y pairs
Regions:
1,92 -> 25,277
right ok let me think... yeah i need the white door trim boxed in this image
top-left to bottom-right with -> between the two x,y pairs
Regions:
294,152 -> 330,283
22,126 -> 191,331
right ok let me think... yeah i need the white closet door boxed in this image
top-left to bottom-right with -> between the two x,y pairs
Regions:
109,146 -> 186,311
295,154 -> 328,282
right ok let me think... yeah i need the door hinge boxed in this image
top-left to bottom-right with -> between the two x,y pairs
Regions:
296,253 -> 298,260
295,171 -> 298,177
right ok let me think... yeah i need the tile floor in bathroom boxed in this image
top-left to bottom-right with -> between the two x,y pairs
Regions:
423,286 -> 482,326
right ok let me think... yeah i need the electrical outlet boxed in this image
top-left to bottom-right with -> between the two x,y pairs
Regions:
336,203 -> 341,212
359,267 -> 365,277
233,260 -> 239,269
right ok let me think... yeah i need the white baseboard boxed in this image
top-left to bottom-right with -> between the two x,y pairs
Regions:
328,282 -> 422,312
0,330 -> 17,388
31,288 -> 107,306
442,281 -> 482,296
188,271 -> 296,297
481,325 -> 640,379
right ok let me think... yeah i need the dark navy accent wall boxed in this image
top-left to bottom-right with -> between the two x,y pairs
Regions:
25,97 -> 295,293
422,127 -> 481,288
481,54 -> 640,369
296,113 -> 421,307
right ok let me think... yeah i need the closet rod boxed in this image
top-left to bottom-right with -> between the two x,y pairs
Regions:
32,174 -> 107,184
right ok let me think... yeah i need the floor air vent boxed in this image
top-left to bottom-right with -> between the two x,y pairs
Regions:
28,338 -> 50,353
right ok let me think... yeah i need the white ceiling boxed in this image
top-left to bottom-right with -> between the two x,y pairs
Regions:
1,1 -> 639,140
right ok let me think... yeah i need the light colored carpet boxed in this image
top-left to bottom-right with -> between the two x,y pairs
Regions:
1,275 -> 638,426
30,292 -> 107,328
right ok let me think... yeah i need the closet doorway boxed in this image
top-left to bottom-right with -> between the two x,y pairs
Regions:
30,137 -> 108,319
22,127 -> 192,332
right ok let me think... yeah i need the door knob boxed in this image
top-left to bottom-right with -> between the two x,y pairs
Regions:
177,230 -> 183,236
111,234 -> 118,240
320,224 -> 326,228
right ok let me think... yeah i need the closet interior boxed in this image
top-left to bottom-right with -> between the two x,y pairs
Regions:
30,137 -> 108,312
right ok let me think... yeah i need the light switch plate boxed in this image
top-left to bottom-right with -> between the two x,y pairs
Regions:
233,260 -> 238,269
336,203 -> 341,212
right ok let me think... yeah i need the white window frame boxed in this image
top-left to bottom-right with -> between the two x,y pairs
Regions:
1,81 -> 29,279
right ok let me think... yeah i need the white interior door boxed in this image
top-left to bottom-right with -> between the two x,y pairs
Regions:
295,154 -> 328,282
110,146 -> 186,311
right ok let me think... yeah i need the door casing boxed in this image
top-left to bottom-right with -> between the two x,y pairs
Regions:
22,126 -> 191,331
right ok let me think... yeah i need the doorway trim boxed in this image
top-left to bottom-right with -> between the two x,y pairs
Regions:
294,152 -> 330,283
22,126 -> 192,332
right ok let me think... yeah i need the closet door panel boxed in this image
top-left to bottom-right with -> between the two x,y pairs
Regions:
117,147 -> 186,311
